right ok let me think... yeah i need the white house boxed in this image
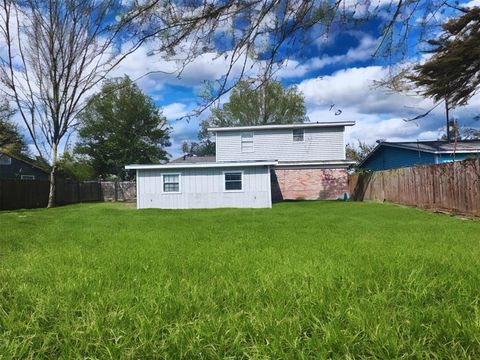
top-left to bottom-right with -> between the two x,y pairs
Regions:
126,121 -> 355,209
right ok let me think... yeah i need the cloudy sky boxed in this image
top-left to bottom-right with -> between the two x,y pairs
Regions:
6,1 -> 480,159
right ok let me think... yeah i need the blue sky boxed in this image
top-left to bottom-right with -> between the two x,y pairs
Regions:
6,0 -> 480,160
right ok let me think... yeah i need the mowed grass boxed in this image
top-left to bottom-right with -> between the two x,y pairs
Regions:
1,202 -> 479,359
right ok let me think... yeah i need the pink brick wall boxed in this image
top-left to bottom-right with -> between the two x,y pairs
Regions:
271,168 -> 348,201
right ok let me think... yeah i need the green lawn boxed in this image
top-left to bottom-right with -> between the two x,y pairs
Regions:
1,202 -> 479,359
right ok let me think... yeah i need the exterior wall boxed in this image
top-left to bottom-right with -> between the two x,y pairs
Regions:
215,127 -> 345,162
0,155 -> 49,180
271,167 -> 348,201
436,153 -> 478,163
361,147 -> 436,171
136,166 -> 271,209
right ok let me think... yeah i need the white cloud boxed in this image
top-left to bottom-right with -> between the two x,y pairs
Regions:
298,66 -> 480,145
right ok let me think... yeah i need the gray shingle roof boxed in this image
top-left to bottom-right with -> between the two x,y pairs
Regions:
170,155 -> 216,164
382,140 -> 480,153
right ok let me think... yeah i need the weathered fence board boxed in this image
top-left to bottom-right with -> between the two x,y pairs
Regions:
349,159 -> 480,217
0,180 -> 136,210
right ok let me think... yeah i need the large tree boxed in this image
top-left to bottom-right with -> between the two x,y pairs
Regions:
0,98 -> 27,156
199,80 -> 307,138
0,0 -> 138,206
76,76 -> 171,180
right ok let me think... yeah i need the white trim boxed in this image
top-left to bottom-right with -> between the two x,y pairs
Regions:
278,160 -> 355,166
267,165 -> 272,208
208,121 -> 355,132
136,170 -> 139,209
20,174 -> 35,180
126,161 -> 277,170
223,170 -> 244,192
161,173 -> 181,194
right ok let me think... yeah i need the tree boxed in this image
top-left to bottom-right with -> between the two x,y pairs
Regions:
409,7 -> 480,108
346,140 -> 375,164
55,152 -> 95,181
76,76 -> 171,180
199,80 -> 307,142
0,0 -> 138,207
181,140 -> 216,157
0,98 -> 27,156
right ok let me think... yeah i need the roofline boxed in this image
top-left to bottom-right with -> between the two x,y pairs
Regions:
358,142 -> 480,168
208,121 -> 355,132
0,150 -> 50,174
278,160 -> 356,167
126,161 -> 278,170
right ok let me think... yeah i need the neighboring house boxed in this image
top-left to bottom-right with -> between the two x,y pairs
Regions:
359,140 -> 480,171
0,152 -> 49,180
126,121 -> 355,209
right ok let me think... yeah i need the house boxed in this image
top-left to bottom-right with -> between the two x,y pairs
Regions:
0,151 -> 49,180
126,121 -> 355,209
358,140 -> 480,171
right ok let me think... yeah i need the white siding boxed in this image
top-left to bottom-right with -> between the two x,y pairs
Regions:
136,166 -> 271,209
215,127 -> 345,162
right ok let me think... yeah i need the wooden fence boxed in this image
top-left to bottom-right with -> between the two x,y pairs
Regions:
349,159 -> 480,217
0,180 -> 136,210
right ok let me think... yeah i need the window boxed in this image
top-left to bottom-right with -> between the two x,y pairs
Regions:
293,128 -> 304,142
163,174 -> 180,193
224,171 -> 243,191
0,154 -> 12,165
241,131 -> 254,152
21,175 -> 35,180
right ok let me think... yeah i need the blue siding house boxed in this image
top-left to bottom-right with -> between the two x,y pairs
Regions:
0,152 -> 49,180
359,141 -> 480,171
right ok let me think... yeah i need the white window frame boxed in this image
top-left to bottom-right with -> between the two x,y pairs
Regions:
293,128 -> 305,142
223,170 -> 244,192
21,175 -> 35,180
241,131 -> 254,153
161,173 -> 181,194
0,154 -> 12,165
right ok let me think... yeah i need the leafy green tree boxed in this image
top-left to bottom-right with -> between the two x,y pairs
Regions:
346,140 -> 375,164
56,152 -> 96,181
198,80 -> 307,150
0,99 -> 27,157
76,76 -> 171,179
181,140 -> 216,157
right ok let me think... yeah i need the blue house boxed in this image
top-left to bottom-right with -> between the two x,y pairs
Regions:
358,140 -> 480,171
0,152 -> 50,180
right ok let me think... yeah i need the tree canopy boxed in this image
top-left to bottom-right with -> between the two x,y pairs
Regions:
0,99 -> 27,157
76,76 -> 171,179
199,80 -> 307,139
408,7 -> 480,107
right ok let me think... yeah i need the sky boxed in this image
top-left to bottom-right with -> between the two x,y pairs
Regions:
4,0 -> 480,160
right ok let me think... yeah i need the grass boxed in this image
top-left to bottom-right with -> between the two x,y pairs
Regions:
0,201 -> 479,359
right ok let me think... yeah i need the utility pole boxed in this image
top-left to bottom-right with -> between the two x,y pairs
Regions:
445,97 -> 450,142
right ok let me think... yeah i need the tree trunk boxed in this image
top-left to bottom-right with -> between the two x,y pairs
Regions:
47,142 -> 58,208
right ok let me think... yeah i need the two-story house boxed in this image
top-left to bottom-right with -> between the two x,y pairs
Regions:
126,121 -> 355,209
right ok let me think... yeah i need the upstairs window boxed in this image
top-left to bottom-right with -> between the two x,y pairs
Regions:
241,131 -> 254,152
0,154 -> 12,165
293,128 -> 304,142
224,171 -> 243,191
163,174 -> 180,193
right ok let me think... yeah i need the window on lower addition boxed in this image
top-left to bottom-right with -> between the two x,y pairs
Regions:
224,172 -> 243,191
241,131 -> 254,152
163,174 -> 180,192
293,128 -> 304,142
21,175 -> 35,180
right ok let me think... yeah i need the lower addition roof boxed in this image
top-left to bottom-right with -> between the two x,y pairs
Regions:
126,158 -> 355,170
125,160 -> 278,170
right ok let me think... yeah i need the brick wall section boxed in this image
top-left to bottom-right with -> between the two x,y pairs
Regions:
271,168 -> 348,201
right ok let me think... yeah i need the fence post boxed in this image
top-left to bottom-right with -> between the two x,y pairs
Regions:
114,181 -> 118,202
